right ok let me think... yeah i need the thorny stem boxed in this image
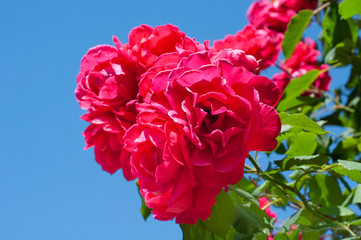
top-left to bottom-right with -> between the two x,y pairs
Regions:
247,154 -> 334,224
342,224 -> 357,237
324,92 -> 355,113
247,154 -> 359,237
261,198 -> 283,211
293,164 -> 341,192
309,86 -> 355,113
244,164 -> 255,171
313,1 -> 331,15
320,62 -> 342,73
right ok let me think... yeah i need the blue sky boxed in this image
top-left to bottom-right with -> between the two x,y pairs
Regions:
0,0 -> 254,239
0,0 -> 352,239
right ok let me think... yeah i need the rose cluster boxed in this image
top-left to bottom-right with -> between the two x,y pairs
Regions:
212,0 -> 331,96
272,38 -> 331,96
75,24 -> 282,224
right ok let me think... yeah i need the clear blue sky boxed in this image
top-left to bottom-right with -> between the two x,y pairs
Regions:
0,1 -> 254,239
0,0 -> 349,239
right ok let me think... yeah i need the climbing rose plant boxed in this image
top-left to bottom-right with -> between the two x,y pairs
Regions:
76,0 -> 361,239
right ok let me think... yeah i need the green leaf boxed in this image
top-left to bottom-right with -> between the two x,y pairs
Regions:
274,233 -> 289,240
275,154 -> 329,170
252,233 -> 268,240
352,184 -> 361,204
286,132 -> 318,156
230,186 -> 260,207
324,39 -> 354,65
274,231 -> 301,240
288,230 -> 300,240
282,10 -> 314,59
323,3 -> 359,54
277,70 -> 320,112
279,209 -> 303,233
279,112 -> 327,134
181,222 -> 214,240
319,206 -> 355,217
300,230 -> 321,240
181,191 -> 236,240
136,181 -> 152,221
332,160 -> 361,183
339,0 -> 361,19
342,188 -> 354,207
140,197 -> 152,221
349,219 -> 361,226
203,190 -> 236,238
233,203 -> 273,239
309,174 -> 343,206
252,181 -> 269,198
332,137 -> 359,160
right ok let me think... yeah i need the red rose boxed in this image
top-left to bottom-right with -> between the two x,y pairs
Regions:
124,50 -> 282,224
282,38 -> 320,71
247,0 -> 296,33
125,24 -> 202,68
75,40 -> 139,112
273,39 -> 331,97
75,38 -> 139,179
277,0 -> 318,12
212,24 -> 283,70
138,50 -> 199,99
273,65 -> 331,97
258,197 -> 277,219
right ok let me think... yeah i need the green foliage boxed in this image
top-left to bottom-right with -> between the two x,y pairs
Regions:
275,154 -> 329,170
339,0 -> 361,19
279,209 -> 303,233
203,190 -> 236,238
332,160 -> 361,184
178,1 -> 361,239
277,70 -> 320,112
282,10 -> 314,59
136,181 -> 152,221
352,185 -> 361,204
181,190 -> 236,240
309,174 -> 343,206
279,112 -> 326,134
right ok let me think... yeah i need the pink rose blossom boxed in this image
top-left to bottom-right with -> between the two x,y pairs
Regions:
75,25 -> 202,178
259,197 -> 277,240
276,0 -> 318,12
282,38 -> 320,71
247,0 -> 296,33
273,39 -> 331,97
125,24 -> 202,68
75,37 -> 140,178
124,50 -> 282,224
273,64 -> 331,97
259,197 -> 277,219
75,40 -> 139,112
212,24 -> 283,70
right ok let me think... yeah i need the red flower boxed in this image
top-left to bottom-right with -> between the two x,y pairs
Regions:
276,0 -> 318,12
273,65 -> 331,97
247,0 -> 296,33
283,38 -> 320,71
124,50 -> 282,224
75,38 -> 139,179
273,39 -> 331,97
258,197 -> 277,219
125,24 -> 202,68
212,24 -> 283,70
75,41 -> 139,112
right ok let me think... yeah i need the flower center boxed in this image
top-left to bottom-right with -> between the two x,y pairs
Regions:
203,107 -> 218,124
